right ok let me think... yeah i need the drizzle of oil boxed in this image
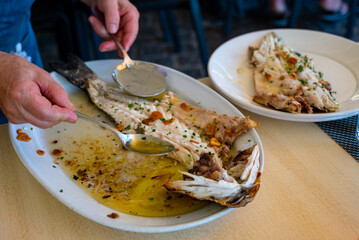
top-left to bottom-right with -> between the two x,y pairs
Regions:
51,89 -> 208,217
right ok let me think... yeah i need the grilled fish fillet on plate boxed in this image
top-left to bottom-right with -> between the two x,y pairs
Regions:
52,56 -> 262,207
250,32 -> 340,113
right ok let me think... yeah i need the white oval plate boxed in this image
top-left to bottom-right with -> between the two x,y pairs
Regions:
208,29 -> 359,122
9,60 -> 264,233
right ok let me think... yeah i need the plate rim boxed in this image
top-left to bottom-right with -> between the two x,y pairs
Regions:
8,59 -> 264,232
208,28 -> 359,122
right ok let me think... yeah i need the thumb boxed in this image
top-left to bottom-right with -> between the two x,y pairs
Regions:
51,105 -> 78,124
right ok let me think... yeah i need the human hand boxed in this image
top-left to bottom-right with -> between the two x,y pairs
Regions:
83,0 -> 139,53
0,52 -> 77,128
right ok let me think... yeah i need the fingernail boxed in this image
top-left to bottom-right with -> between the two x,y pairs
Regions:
100,47 -> 110,52
88,17 -> 94,25
67,100 -> 75,110
68,113 -> 78,123
109,24 -> 117,34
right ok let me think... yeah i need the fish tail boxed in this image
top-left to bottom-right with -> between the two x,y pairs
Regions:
50,54 -> 97,89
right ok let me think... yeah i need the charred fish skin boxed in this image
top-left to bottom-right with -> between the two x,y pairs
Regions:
53,56 -> 261,208
250,32 -> 340,113
50,54 -> 97,89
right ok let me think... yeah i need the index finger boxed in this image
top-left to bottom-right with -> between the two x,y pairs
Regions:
102,0 -> 120,34
119,7 -> 139,51
22,88 -> 77,127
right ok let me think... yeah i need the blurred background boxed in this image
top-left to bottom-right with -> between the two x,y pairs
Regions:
31,0 -> 359,79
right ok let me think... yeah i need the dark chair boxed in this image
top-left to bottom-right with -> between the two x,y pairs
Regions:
288,0 -> 358,40
222,0 -> 263,35
132,0 -> 209,68
222,0 -> 358,40
31,0 -> 97,65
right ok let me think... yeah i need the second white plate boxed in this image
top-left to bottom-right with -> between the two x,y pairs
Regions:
208,29 -> 359,122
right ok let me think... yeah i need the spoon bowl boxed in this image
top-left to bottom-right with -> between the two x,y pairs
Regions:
75,111 -> 175,156
112,61 -> 167,97
92,7 -> 167,97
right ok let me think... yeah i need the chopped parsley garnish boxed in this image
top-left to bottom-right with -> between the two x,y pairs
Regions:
298,79 -> 308,85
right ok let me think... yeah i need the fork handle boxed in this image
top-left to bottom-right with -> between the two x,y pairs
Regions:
75,110 -> 119,135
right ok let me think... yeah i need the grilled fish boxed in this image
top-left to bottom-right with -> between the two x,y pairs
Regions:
52,55 -> 261,207
250,32 -> 340,113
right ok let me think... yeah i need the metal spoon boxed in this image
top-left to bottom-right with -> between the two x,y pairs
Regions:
92,7 -> 167,97
75,111 -> 175,156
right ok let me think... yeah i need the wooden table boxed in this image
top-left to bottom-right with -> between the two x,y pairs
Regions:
1,78 -> 359,240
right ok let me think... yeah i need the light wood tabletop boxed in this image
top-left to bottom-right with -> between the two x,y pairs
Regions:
1,78 -> 358,240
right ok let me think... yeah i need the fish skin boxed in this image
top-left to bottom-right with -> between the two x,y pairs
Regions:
53,56 -> 261,207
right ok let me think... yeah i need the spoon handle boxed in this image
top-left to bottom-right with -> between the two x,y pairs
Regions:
91,6 -> 132,62
75,111 -> 120,136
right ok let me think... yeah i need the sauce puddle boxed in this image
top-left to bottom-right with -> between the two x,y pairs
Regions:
49,90 -> 208,217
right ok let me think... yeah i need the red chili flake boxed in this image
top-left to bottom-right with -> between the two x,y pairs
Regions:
276,51 -> 287,57
115,124 -> 124,131
264,72 -> 272,81
205,125 -> 215,136
163,118 -> 175,125
16,129 -> 31,142
289,73 -> 297,80
52,149 -> 63,156
286,56 -> 298,66
180,103 -> 191,111
36,150 -> 45,156
224,130 -> 233,137
107,213 -> 119,219
142,111 -> 163,125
